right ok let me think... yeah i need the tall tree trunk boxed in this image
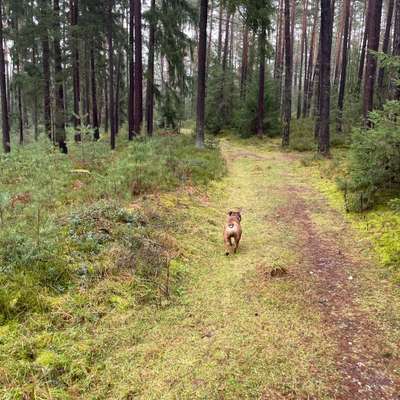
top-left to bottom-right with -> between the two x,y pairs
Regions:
377,0 -> 394,104
107,0 -> 116,149
115,51 -> 122,134
392,0 -> 400,99
333,5 -> 345,86
70,0 -> 81,141
53,0 -> 68,153
256,26 -> 266,137
303,5 -> 317,117
207,0 -> 214,69
222,11 -> 230,73
90,46 -> 99,140
240,24 -> 249,98
0,0 -> 10,153
297,0 -> 308,119
318,0 -> 333,155
133,0 -> 143,135
336,0 -> 350,132
217,3 -> 223,62
196,0 -> 208,148
357,1 -> 369,90
32,46 -> 39,140
282,0 -> 293,146
14,17 -> 24,145
40,1 -> 52,140
128,0 -> 134,139
146,0 -> 155,136
363,0 -> 383,125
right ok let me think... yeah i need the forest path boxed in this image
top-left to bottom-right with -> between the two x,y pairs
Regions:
101,138 -> 400,399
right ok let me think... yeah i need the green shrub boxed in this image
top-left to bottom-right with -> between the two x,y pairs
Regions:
342,101 -> 400,211
0,133 -> 225,321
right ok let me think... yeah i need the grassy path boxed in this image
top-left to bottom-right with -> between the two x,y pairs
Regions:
86,138 -> 399,399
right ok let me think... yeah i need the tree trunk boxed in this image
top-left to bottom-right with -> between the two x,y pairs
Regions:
90,46 -> 99,140
0,0 -> 10,153
115,51 -> 122,134
222,11 -> 230,73
146,0 -> 156,136
256,26 -> 266,137
107,0 -> 116,149
318,0 -> 333,155
333,5 -> 345,86
336,0 -> 350,132
297,0 -> 308,119
70,0 -> 81,141
53,0 -> 68,153
282,0 -> 292,146
217,3 -> 223,62
303,5 -> 317,117
363,0 -> 383,125
133,0 -> 143,135
240,24 -> 249,98
128,0 -> 134,139
207,0 -> 214,69
14,17 -> 24,145
357,1 -> 369,90
377,0 -> 394,104
392,0 -> 400,99
40,1 -> 52,140
196,0 -> 208,148
32,46 -> 39,140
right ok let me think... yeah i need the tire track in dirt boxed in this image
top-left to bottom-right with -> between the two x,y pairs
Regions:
274,184 -> 400,400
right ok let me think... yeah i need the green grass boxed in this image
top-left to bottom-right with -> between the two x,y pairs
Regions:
1,133 -> 399,399
0,132 -> 225,321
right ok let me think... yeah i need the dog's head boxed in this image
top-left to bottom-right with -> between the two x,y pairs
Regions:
228,210 -> 242,222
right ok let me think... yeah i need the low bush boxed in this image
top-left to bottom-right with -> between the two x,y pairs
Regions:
0,133 -> 225,322
341,101 -> 400,211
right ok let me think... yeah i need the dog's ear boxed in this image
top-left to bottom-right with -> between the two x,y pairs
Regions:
238,213 -> 242,221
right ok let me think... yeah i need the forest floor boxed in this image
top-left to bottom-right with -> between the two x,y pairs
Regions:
85,137 -> 400,399
2,136 -> 400,399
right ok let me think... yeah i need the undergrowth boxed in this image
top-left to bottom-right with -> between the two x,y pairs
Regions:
0,133 -> 225,322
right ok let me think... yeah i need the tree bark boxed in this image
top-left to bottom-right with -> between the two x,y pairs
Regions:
133,0 -> 143,135
303,5 -> 317,117
256,25 -> 266,137
297,0 -> 308,119
377,0 -> 394,103
282,0 -> 292,146
318,0 -> 333,155
128,0 -> 134,139
107,0 -> 116,149
70,0 -> 81,141
146,0 -> 156,136
53,0 -> 68,153
240,24 -> 249,98
336,0 -> 350,132
196,0 -> 208,148
14,17 -> 24,145
207,0 -> 214,69
217,3 -> 223,62
357,1 -> 369,90
0,0 -> 10,153
392,0 -> 400,99
363,0 -> 383,125
90,46 -> 99,140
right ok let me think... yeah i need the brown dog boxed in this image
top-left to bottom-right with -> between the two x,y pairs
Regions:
223,211 -> 242,256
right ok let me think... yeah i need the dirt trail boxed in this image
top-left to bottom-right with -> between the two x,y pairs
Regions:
97,139 -> 400,399
217,141 -> 400,399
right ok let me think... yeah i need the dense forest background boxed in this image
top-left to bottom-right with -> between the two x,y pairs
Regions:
0,0 -> 398,153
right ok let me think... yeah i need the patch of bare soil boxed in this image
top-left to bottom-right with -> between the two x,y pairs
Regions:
275,187 -> 400,400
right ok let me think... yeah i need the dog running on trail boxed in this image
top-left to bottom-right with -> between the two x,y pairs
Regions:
223,211 -> 242,256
